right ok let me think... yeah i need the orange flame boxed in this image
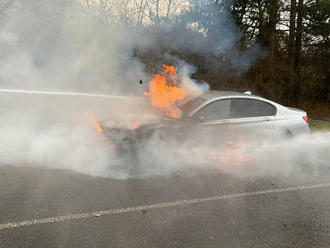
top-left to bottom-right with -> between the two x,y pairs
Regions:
82,114 -> 116,147
144,64 -> 185,118
129,121 -> 139,129
214,142 -> 252,163
131,124 -> 139,129
92,119 -> 103,134
83,114 -> 103,134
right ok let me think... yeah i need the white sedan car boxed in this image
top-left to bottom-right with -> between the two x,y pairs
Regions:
180,90 -> 310,137
101,91 -> 310,150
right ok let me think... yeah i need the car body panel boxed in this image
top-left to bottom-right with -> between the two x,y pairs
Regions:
100,91 -> 310,148
185,92 -> 309,137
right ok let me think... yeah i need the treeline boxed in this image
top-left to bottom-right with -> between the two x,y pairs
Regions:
1,0 -> 329,116
137,0 -> 329,117
225,0 -> 329,111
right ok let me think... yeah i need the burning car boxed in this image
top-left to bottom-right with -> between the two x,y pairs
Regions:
99,90 -> 310,152
98,64 -> 310,153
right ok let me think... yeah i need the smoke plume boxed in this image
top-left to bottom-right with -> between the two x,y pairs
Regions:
0,0 -> 329,180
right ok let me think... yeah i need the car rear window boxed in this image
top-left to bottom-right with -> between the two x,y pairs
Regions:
231,98 -> 276,117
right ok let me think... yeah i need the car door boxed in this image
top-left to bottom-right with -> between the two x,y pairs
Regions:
229,98 -> 277,131
191,98 -> 234,145
191,97 -> 277,143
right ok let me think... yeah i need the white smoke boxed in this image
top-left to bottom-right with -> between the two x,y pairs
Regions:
0,0 -> 328,180
250,132 -> 330,177
177,60 -> 210,97
141,130 -> 330,180
0,0 -> 148,94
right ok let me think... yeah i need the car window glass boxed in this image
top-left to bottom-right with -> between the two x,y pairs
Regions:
260,102 -> 276,116
231,99 -> 276,118
194,99 -> 231,120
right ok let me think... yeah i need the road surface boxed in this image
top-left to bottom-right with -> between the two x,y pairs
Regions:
1,165 -> 330,247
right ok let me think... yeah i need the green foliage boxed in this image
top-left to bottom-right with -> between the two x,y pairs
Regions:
214,0 -> 329,112
304,0 -> 330,49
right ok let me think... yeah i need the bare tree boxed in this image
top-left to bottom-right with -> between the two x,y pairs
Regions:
294,0 -> 303,72
288,0 -> 296,66
144,0 -> 189,26
0,0 -> 18,15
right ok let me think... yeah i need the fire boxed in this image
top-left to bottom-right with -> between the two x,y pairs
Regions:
129,121 -> 139,129
214,141 -> 252,164
82,114 -> 116,147
144,64 -> 185,118
92,119 -> 103,134
131,124 -> 139,129
83,114 -> 103,134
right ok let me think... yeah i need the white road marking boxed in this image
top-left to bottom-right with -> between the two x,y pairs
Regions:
0,88 -> 140,99
1,182 -> 330,231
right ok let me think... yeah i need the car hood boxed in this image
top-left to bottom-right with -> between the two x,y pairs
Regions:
100,116 -> 187,130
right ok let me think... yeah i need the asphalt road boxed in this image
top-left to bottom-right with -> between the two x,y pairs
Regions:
1,165 -> 330,248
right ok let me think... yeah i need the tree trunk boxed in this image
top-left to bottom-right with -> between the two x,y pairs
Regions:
267,0 -> 280,59
294,0 -> 303,72
289,0 -> 296,67
155,0 -> 160,25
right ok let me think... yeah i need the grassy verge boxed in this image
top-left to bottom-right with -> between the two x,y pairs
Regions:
309,120 -> 330,132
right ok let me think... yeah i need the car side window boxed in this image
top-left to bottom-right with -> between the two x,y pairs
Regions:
260,102 -> 277,116
193,99 -> 231,120
231,98 -> 276,118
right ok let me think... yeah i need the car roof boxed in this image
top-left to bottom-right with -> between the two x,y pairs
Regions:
199,90 -> 260,100
180,90 -> 282,117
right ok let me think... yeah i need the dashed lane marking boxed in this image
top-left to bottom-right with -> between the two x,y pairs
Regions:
2,182 -> 330,231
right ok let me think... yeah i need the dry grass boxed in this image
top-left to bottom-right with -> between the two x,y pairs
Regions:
309,120 -> 330,132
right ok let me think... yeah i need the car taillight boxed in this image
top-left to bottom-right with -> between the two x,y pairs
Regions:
302,115 -> 308,123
